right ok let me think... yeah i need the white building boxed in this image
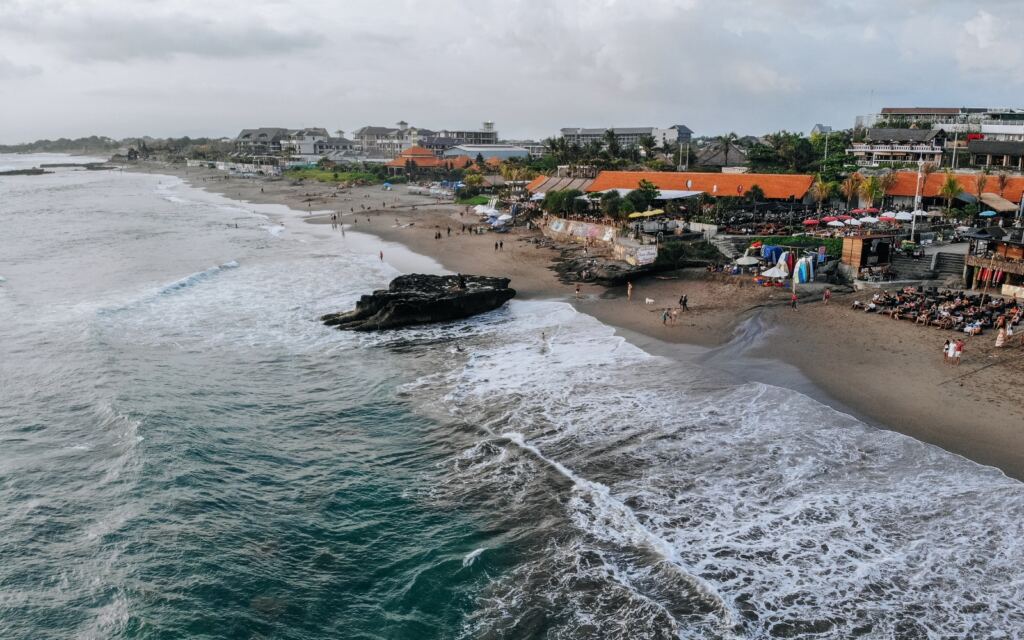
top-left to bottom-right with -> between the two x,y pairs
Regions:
559,125 -> 693,149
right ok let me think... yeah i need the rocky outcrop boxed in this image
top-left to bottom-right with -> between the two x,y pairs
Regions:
322,274 -> 516,331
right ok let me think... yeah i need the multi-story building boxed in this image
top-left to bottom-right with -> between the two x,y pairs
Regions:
559,125 -> 693,150
968,140 -> 1024,171
503,139 -> 547,158
847,128 -> 946,167
351,121 -> 499,158
279,128 -> 330,155
441,144 -> 530,161
235,128 -> 291,155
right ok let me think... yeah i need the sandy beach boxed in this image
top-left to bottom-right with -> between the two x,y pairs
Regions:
132,162 -> 1024,480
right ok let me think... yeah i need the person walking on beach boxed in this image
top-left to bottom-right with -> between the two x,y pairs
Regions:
661,308 -> 671,325
494,241 -> 499,251
379,250 -> 383,262
627,281 -> 633,302
499,241 -> 504,251
791,293 -> 798,310
942,339 -> 951,364
575,284 -> 581,299
823,288 -> 832,305
954,338 -> 965,365
679,294 -> 688,311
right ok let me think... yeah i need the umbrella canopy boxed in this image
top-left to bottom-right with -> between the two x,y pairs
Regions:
627,209 -> 666,219
497,214 -> 513,221
761,266 -> 788,278
894,211 -> 914,221
860,216 -> 879,223
836,215 -> 853,220
878,215 -> 897,222
735,256 -> 760,266
826,220 -> 845,227
911,209 -> 928,217
866,207 -> 880,213
845,218 -> 862,226
851,208 -> 865,214
980,211 -> 998,217
822,216 -> 840,223
802,219 -> 820,226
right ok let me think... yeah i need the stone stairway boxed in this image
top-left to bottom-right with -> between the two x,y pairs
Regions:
710,235 -> 743,260
932,252 -> 965,282
889,254 -> 935,280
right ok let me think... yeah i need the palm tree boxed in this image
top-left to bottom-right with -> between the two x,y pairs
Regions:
858,176 -> 883,210
975,172 -> 989,207
938,170 -> 964,217
840,174 -> 862,210
638,134 -> 657,159
810,174 -> 834,213
996,172 -> 1010,197
603,129 -> 621,159
877,172 -> 897,210
718,132 -> 739,167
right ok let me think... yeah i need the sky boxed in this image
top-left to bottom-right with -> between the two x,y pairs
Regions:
1,0 -> 1022,144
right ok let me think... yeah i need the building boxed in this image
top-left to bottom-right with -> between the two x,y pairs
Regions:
560,125 -> 693,149
694,141 -> 749,168
313,136 -> 356,155
581,171 -> 814,201
882,171 -> 1024,209
503,139 -> 547,158
235,128 -> 291,155
968,140 -> 1024,171
384,146 -> 473,174
352,121 -> 499,158
848,129 -> 946,167
441,144 -> 529,162
279,128 -> 330,155
964,229 -> 1024,297
811,124 -> 833,136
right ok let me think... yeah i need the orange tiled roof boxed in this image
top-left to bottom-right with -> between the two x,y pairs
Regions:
385,152 -> 474,170
586,171 -> 815,200
884,171 -> 1024,203
526,175 -> 548,192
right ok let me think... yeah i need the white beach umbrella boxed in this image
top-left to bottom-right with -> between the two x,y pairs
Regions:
735,256 -> 760,266
844,218 -> 862,226
497,214 -> 513,221
826,220 -> 845,227
860,216 -> 879,223
894,211 -> 914,221
912,209 -> 928,217
761,266 -> 788,278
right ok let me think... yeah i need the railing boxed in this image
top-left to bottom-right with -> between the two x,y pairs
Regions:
966,254 -> 1024,276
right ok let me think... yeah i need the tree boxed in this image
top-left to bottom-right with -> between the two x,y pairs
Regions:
744,184 -> 765,203
810,174 -> 835,213
974,172 -> 989,218
619,199 -> 636,216
840,174 -> 862,209
858,176 -> 884,209
938,170 -> 964,217
996,172 -> 1010,197
600,190 -> 622,217
625,179 -> 660,212
603,129 -> 622,158
638,134 -> 657,158
718,132 -> 739,167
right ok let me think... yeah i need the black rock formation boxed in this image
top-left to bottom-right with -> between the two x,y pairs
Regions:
322,274 -> 516,331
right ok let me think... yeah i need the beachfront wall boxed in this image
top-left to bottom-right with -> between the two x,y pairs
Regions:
542,216 -> 659,265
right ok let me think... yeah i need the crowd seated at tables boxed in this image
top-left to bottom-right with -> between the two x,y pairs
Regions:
852,287 -> 1023,334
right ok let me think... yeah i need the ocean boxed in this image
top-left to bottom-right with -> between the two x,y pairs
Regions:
1,154 -> 1023,639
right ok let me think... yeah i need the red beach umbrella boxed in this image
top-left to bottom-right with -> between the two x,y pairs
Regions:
851,208 -> 865,214
879,214 -> 897,222
802,219 -> 820,226
821,216 -> 840,222
866,207 -> 880,213
836,215 -> 853,220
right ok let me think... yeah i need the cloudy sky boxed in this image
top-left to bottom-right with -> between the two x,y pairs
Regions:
1,0 -> 1022,144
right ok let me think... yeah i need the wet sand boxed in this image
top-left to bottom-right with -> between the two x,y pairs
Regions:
131,162 -> 1024,480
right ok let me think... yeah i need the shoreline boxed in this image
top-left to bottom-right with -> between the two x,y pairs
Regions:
129,161 -> 1024,481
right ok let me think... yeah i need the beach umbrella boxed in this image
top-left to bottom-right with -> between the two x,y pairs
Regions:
879,215 -> 897,222
497,214 -> 513,221
894,211 -> 914,221
980,211 -> 997,218
735,256 -> 760,266
802,219 -> 820,226
761,266 -> 788,278
912,209 -> 928,217
822,216 -> 840,223
851,208 -> 865,214
836,215 -> 853,220
860,215 -> 879,223
844,218 -> 862,226
866,207 -> 880,213
826,220 -> 845,227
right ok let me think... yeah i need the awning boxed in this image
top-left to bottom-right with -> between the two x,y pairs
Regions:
627,209 -> 666,219
595,188 -> 702,200
980,192 -> 1018,213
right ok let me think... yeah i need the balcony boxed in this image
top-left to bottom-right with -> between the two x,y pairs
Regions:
966,254 -> 1024,276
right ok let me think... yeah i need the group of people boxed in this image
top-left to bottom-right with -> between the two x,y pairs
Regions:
852,287 -> 1024,352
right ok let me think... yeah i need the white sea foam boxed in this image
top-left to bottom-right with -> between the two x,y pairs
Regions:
462,547 -> 486,567
404,299 -> 1024,638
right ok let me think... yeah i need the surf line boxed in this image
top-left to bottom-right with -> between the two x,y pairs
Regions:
497,429 -> 736,629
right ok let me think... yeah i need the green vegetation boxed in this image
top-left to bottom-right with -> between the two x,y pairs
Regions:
456,195 -> 489,205
654,240 -> 724,267
285,167 -> 381,184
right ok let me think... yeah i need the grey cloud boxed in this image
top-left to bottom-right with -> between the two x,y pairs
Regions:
0,56 -> 41,78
